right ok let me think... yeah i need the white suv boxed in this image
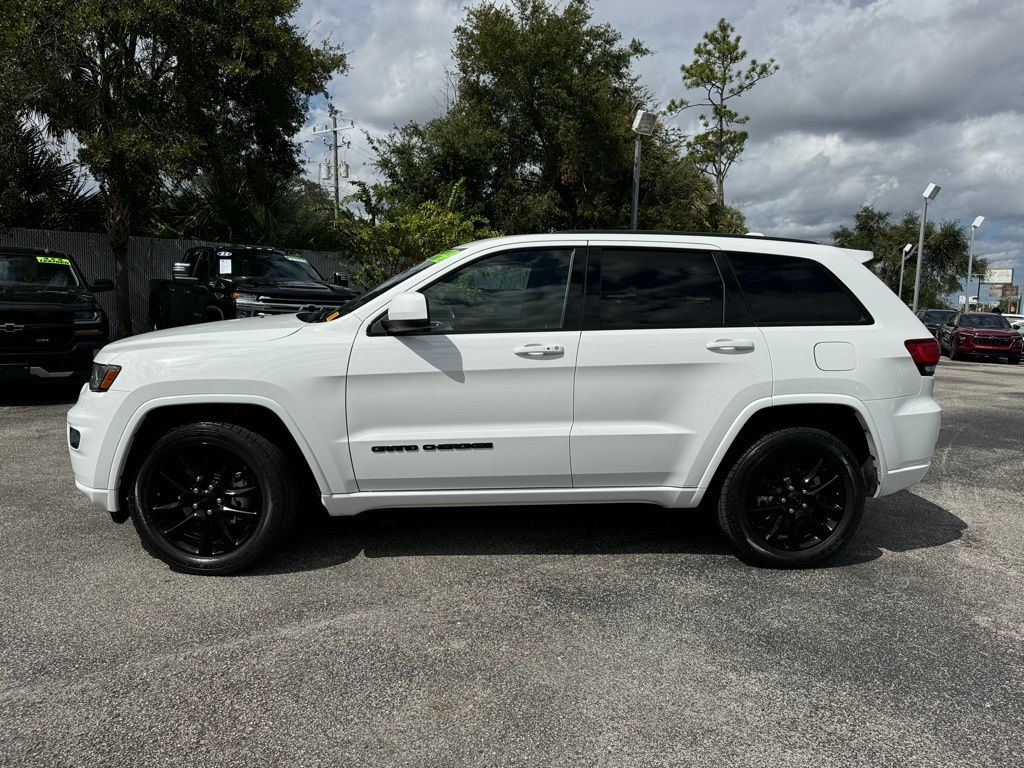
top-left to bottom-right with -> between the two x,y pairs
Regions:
67,233 -> 942,574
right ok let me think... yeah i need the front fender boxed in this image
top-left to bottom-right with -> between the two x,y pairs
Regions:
104,393 -> 333,511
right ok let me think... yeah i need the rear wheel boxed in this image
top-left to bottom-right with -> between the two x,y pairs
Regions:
717,428 -> 865,568
1009,355 -> 1020,365
128,422 -> 296,575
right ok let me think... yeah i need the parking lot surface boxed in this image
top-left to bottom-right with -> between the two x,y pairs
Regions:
1,360 -> 1022,767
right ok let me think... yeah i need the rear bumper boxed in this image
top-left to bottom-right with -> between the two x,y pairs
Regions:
866,379 -> 942,497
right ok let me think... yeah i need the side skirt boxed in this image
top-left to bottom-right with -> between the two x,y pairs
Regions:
322,487 -> 700,517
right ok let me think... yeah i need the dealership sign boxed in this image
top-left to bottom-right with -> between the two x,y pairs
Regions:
985,267 -> 1014,284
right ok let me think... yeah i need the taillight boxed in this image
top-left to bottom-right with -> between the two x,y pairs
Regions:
904,338 -> 940,376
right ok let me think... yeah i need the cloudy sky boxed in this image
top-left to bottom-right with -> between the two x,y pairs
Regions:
296,0 -> 1024,291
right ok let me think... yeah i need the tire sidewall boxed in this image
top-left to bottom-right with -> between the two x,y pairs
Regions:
129,424 -> 285,574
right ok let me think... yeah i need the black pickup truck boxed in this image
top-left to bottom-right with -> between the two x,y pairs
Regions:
149,245 -> 356,329
0,246 -> 112,380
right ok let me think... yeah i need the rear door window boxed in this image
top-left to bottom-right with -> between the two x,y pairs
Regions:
727,252 -> 871,325
585,248 -> 725,330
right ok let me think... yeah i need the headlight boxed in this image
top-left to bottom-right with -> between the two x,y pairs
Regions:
234,293 -> 259,303
89,363 -> 121,392
74,309 -> 101,324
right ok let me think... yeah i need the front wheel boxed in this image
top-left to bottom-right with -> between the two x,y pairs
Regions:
128,422 -> 297,575
1009,355 -> 1020,365
717,428 -> 865,568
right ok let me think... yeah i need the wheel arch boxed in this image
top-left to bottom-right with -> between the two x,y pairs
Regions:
110,395 -> 330,511
694,397 -> 883,506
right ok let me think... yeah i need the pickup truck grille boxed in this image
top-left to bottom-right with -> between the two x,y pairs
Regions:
0,310 -> 74,353
236,299 -> 339,317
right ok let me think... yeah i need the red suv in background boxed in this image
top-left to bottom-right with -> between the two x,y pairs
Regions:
938,312 -> 1022,364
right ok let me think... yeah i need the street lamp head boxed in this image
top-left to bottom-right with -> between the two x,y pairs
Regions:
922,183 -> 941,200
903,243 -> 914,254
632,109 -> 658,136
972,215 -> 985,229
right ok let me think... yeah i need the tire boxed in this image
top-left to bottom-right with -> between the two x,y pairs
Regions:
127,422 -> 297,575
949,340 -> 961,361
1009,356 -> 1020,365
717,427 -> 865,568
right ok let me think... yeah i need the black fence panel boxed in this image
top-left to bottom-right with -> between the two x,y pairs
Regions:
0,229 -> 355,336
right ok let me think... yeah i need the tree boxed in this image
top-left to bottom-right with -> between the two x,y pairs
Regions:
11,1 -> 346,336
352,182 -> 499,289
151,172 -> 356,252
372,0 -> 734,234
0,121 -> 102,232
667,18 -> 778,206
832,205 -> 979,309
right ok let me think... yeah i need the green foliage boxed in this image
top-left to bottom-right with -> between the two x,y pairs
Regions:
151,173 -> 355,252
372,0 -> 733,233
0,121 -> 102,232
832,205 -> 979,309
667,18 -> 778,205
8,0 -> 347,335
353,183 -> 500,289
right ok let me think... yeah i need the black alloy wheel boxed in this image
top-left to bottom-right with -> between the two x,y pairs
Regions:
129,422 -> 296,574
718,428 -> 865,568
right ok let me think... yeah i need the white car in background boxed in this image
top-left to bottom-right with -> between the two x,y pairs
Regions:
67,232 -> 942,574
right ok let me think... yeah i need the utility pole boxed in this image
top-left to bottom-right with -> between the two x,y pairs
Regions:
312,116 -> 354,220
630,110 -> 657,230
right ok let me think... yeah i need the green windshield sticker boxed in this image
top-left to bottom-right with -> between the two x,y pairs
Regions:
285,254 -> 307,262
36,256 -> 71,266
429,249 -> 460,264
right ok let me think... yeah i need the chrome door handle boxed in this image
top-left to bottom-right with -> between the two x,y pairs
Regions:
706,339 -> 755,352
514,344 -> 564,357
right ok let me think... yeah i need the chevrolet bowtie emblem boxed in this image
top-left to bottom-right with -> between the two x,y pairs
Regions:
0,323 -> 26,333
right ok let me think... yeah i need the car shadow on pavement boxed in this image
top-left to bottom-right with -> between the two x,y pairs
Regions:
0,379 -> 83,406
829,490 -> 966,567
253,490 -> 965,575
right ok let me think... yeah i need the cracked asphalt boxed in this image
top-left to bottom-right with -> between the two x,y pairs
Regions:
1,359 -> 1022,767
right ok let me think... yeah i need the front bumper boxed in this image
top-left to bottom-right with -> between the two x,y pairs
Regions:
67,386 -> 132,512
0,338 -> 107,378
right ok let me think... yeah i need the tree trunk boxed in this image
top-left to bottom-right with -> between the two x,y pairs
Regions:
105,181 -> 133,338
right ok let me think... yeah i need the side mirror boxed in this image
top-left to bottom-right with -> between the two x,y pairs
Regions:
382,292 -> 430,334
333,272 -> 349,287
172,262 -> 190,280
90,278 -> 113,293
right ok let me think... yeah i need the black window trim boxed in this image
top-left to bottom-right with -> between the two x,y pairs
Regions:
368,245 -> 588,336
583,245 -> 744,331
722,251 -> 875,327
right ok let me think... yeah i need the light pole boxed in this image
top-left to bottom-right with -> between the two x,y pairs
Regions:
912,182 -> 941,312
965,215 -> 985,311
630,109 -> 657,230
897,243 -> 915,304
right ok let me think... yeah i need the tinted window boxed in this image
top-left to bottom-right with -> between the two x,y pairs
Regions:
423,248 -> 575,333
588,249 -> 724,330
922,310 -> 956,324
214,250 -> 323,282
729,253 -> 870,325
0,254 -> 81,288
960,314 -> 1011,329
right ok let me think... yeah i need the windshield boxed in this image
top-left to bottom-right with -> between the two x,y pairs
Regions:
961,314 -> 1011,329
922,310 -> 955,323
0,253 -> 81,288
216,251 -> 323,282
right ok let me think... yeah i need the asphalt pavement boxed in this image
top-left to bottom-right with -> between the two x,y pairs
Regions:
1,360 -> 1022,767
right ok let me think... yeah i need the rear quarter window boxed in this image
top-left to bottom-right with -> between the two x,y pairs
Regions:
727,252 -> 872,326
